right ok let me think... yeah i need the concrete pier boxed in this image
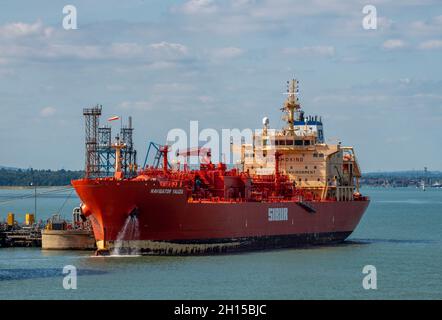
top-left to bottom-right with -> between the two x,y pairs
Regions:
41,229 -> 96,250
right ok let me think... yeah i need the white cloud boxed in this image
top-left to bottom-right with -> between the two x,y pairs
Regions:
198,95 -> 215,103
0,68 -> 14,76
0,38 -> 190,63
0,20 -> 53,39
411,93 -> 442,100
212,47 -> 244,60
0,20 -> 192,64
377,17 -> 394,31
382,39 -> 407,50
312,94 -> 389,105
149,41 -> 188,54
147,42 -> 190,62
283,46 -> 335,57
177,0 -> 439,20
151,82 -> 195,93
110,43 -> 145,58
249,0 -> 353,18
231,0 -> 256,9
144,61 -> 178,70
120,101 -> 154,110
48,44 -> 103,59
409,15 -> 442,35
106,84 -> 126,92
418,40 -> 442,50
186,14 -> 283,35
180,0 -> 218,15
40,106 -> 56,117
0,43 -> 102,60
399,78 -> 411,85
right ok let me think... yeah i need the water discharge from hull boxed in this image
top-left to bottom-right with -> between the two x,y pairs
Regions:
111,215 -> 140,256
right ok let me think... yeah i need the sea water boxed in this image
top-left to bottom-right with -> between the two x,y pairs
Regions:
0,187 -> 440,299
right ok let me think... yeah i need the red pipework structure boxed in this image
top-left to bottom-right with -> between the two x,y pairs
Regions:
274,151 -> 282,195
73,151 -> 369,255
161,145 -> 169,174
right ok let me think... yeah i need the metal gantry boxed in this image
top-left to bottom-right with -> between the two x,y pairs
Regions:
83,105 -> 102,178
143,142 -> 171,170
98,126 -> 115,177
83,106 -> 137,178
120,116 -> 137,177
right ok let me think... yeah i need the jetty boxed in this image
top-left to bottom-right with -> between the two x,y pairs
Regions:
0,213 -> 42,247
0,209 -> 96,250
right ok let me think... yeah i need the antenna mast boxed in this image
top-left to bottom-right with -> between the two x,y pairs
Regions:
283,79 -> 301,134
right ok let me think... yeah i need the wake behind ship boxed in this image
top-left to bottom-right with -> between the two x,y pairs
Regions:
72,79 -> 369,255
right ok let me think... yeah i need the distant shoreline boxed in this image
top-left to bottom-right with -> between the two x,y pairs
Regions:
0,185 -> 439,190
0,185 -> 71,190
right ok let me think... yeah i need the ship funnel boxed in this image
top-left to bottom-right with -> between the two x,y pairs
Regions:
112,136 -> 126,179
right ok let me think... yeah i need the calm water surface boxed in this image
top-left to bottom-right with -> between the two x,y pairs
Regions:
0,187 -> 441,299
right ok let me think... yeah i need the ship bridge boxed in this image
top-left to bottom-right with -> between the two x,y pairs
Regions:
241,79 -> 361,201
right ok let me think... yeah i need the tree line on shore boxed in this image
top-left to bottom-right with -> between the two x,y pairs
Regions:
0,167 -> 441,187
360,171 -> 442,187
0,168 -> 84,186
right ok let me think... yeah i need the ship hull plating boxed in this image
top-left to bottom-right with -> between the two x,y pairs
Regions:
72,179 -> 369,255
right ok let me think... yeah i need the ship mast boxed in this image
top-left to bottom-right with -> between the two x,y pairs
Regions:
283,79 -> 301,135
112,135 -> 126,179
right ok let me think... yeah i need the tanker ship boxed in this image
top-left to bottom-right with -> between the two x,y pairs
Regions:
72,79 -> 369,255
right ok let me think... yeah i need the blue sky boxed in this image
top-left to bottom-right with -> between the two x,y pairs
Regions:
0,0 -> 441,172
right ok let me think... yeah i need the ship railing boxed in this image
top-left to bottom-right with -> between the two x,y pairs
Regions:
188,197 -> 247,203
335,186 -> 355,201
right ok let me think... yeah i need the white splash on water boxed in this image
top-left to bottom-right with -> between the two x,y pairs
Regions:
111,215 -> 140,256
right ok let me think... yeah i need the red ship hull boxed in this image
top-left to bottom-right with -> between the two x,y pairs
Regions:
72,179 -> 369,255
